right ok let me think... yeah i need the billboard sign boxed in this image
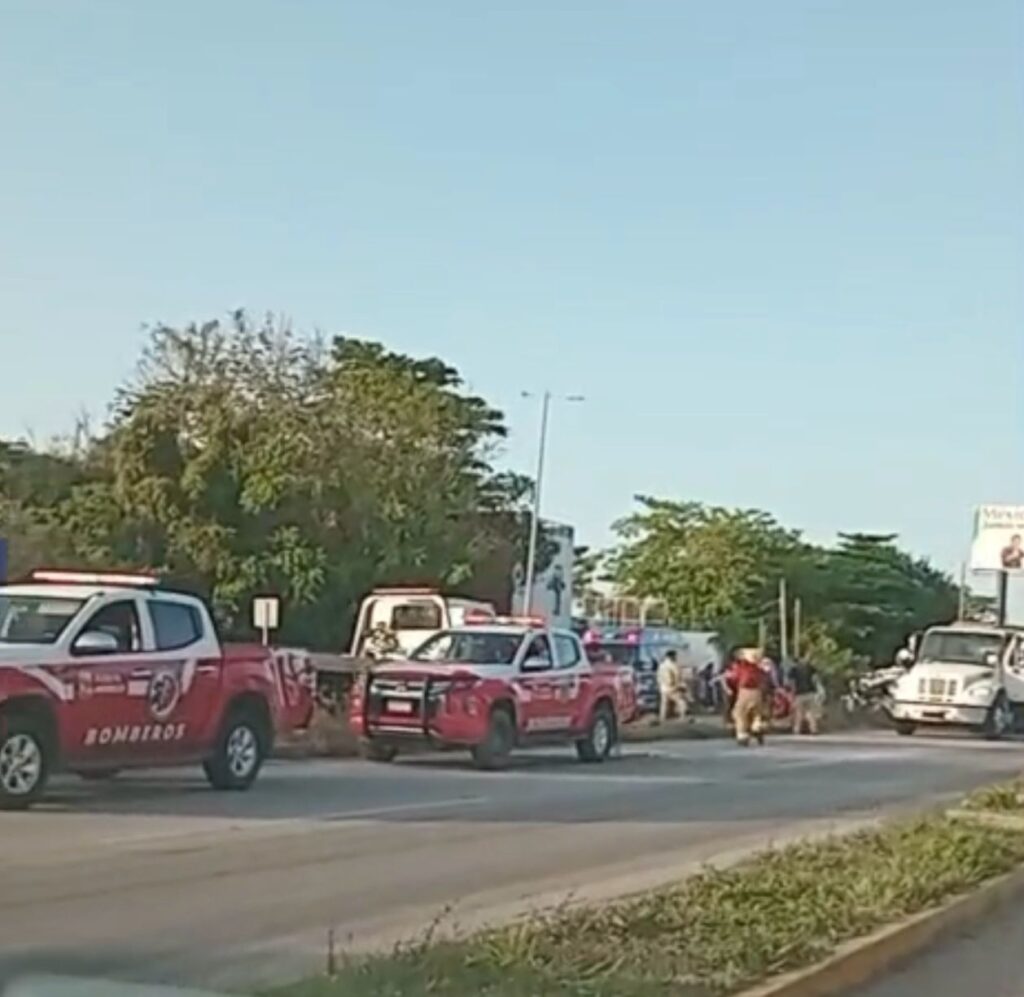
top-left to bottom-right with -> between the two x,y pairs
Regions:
970,505 -> 1024,572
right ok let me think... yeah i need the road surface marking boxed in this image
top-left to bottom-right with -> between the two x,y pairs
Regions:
318,795 -> 488,821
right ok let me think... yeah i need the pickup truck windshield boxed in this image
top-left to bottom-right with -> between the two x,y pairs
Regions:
918,631 -> 1005,667
0,595 -> 85,644
411,630 -> 523,665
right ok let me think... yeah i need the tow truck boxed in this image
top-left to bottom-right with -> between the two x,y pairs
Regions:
349,615 -> 637,769
0,570 -> 314,807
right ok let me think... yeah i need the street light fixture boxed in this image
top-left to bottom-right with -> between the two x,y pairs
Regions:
520,390 -> 584,615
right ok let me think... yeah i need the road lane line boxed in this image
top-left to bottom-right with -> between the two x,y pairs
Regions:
318,795 -> 488,822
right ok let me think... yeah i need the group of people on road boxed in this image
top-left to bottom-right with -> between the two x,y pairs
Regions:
655,645 -> 825,746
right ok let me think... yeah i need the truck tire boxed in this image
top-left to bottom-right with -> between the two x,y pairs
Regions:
471,708 -> 515,771
360,740 -> 398,763
204,706 -> 267,791
983,693 -> 1014,741
0,715 -> 51,810
895,721 -> 916,736
576,703 -> 616,763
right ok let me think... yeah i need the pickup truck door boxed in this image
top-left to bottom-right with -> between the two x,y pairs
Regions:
550,633 -> 588,732
60,594 -> 170,764
63,594 -> 221,764
515,634 -> 559,735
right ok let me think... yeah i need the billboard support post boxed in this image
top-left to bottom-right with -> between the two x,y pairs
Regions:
998,571 -> 1009,628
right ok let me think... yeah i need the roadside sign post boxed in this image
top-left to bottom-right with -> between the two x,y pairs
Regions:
252,596 -> 281,647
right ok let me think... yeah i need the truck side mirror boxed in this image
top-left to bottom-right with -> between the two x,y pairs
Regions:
895,648 -> 914,669
73,630 -> 120,656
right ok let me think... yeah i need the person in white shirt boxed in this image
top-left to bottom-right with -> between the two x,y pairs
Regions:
657,650 -> 688,723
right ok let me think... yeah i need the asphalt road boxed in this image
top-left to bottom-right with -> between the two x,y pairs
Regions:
850,896 -> 1024,997
0,729 -> 1022,993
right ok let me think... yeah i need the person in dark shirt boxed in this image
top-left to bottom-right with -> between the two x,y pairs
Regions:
787,660 -> 822,735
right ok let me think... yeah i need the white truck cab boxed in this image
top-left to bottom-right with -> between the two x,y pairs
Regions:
890,622 -> 1024,739
350,587 -> 497,658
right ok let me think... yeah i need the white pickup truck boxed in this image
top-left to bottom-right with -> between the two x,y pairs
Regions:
890,622 -> 1024,739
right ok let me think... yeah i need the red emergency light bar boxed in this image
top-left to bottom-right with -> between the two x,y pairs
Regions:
31,570 -> 160,588
467,613 -> 546,628
462,607 -> 498,625
583,627 -> 641,643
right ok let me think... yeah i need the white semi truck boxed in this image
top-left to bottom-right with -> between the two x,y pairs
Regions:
890,621 -> 1024,739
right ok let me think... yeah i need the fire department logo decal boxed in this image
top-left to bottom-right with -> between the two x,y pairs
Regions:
147,670 -> 180,721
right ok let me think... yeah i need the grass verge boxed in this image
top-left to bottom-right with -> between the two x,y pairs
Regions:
963,779 -> 1024,813
268,815 -> 1024,997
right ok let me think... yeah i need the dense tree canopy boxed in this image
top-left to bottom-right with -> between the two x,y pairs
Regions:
0,312 -> 960,663
610,497 -> 958,667
1,313 -> 545,648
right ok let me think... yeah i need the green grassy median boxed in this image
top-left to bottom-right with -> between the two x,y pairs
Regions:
270,815 -> 1024,997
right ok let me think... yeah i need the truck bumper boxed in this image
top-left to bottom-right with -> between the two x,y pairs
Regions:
891,701 -> 989,726
350,681 -> 491,747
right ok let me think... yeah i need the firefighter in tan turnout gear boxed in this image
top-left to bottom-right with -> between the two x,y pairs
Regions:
726,647 -> 768,746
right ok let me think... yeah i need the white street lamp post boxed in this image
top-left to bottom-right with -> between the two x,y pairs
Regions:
520,390 -> 583,616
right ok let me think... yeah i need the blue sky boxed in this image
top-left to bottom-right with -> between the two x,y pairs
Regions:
1,0 -> 1021,576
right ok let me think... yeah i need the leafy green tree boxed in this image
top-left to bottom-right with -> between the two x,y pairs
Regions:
610,497 -> 802,646
51,312 -> 541,647
610,500 -> 958,664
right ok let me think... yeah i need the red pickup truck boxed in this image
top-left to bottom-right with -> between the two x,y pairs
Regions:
0,571 -> 314,808
350,617 -> 637,769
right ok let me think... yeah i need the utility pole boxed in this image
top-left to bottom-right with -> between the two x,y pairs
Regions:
958,563 -> 967,620
793,597 -> 802,659
520,390 -> 583,615
778,577 -> 789,662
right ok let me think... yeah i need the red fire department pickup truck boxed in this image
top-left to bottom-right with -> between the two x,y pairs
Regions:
0,571 -> 314,808
349,616 -> 637,769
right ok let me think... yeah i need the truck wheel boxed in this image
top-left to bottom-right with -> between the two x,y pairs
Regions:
360,740 -> 398,763
471,709 -> 515,771
895,721 -> 916,737
576,703 -> 616,763
983,693 -> 1014,741
204,708 -> 267,791
0,716 -> 50,810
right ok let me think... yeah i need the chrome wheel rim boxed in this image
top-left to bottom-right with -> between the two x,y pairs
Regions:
997,700 -> 1013,734
592,716 -> 611,755
226,724 -> 258,779
0,733 -> 42,796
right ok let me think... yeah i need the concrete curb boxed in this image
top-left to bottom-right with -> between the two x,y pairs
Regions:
946,808 -> 1024,831
735,864 -> 1024,997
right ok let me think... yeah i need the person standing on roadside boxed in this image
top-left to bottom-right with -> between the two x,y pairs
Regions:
657,649 -> 688,723
725,647 -> 767,746
787,658 -> 823,735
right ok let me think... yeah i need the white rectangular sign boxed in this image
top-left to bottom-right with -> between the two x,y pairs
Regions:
252,596 -> 281,631
970,505 -> 1024,572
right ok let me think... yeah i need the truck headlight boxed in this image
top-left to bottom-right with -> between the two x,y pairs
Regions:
968,682 -> 995,701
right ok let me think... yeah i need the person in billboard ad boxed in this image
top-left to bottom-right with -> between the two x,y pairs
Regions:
1001,534 -> 1024,570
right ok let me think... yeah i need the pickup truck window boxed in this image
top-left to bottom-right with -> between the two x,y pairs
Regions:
554,634 -> 582,669
78,599 -> 141,653
391,601 -> 443,631
412,629 -> 521,665
0,595 -> 84,644
523,635 -> 553,667
151,600 -> 204,651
